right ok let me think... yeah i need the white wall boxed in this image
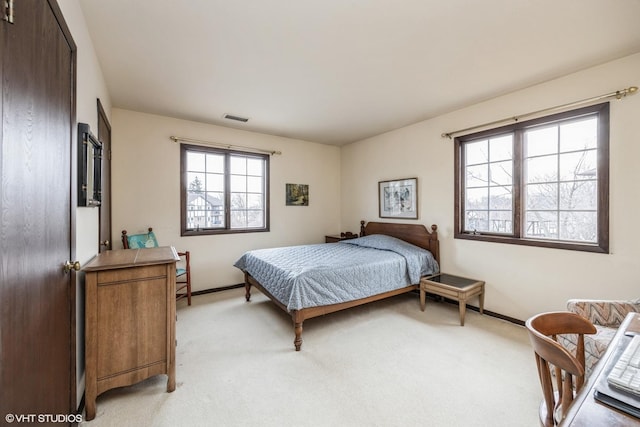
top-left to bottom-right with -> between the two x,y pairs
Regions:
111,109 -> 341,290
341,53 -> 640,322
58,0 -> 112,264
49,0 -> 640,404
58,0 -> 112,407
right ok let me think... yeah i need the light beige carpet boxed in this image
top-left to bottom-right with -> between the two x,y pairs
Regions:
80,288 -> 541,427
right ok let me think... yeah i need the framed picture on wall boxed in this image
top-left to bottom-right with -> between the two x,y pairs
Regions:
286,183 -> 309,206
378,178 -> 418,219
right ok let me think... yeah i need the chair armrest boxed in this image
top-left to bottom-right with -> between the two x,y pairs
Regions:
567,299 -> 640,327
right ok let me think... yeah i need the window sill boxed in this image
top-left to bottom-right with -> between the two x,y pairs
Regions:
181,228 -> 270,237
454,232 -> 608,254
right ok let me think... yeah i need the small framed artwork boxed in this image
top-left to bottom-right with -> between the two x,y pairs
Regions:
286,183 -> 309,206
378,178 -> 418,219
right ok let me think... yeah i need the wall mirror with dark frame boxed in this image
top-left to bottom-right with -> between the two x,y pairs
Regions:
78,122 -> 102,207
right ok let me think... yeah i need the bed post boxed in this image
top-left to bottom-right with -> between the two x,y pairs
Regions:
244,272 -> 252,302
360,220 -> 366,236
430,224 -> 440,265
293,311 -> 304,351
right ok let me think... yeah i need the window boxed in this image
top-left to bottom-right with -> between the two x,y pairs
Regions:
181,144 -> 269,235
455,103 -> 609,253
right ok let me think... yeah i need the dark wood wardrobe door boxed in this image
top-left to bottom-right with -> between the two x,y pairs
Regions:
98,99 -> 112,253
0,0 -> 77,420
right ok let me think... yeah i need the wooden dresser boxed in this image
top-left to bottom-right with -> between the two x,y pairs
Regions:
83,247 -> 180,420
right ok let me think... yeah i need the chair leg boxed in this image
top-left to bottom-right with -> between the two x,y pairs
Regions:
183,251 -> 191,306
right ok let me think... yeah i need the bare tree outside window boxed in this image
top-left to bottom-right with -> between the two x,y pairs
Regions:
523,117 -> 598,243
455,103 -> 609,253
464,134 -> 513,234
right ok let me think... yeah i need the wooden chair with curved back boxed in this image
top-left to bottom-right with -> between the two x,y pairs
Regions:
526,311 -> 597,426
122,227 -> 192,305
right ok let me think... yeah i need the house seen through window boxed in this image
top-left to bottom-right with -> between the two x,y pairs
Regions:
455,102 -> 609,253
181,144 -> 269,235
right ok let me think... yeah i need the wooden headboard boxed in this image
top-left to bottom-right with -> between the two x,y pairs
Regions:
359,220 -> 440,264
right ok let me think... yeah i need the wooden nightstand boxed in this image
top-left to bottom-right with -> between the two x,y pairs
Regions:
419,273 -> 485,326
325,232 -> 358,243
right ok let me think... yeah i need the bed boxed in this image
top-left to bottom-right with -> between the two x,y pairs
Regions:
234,220 -> 440,350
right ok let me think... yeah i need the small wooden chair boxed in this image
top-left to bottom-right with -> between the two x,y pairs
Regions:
525,311 -> 596,426
122,227 -> 192,305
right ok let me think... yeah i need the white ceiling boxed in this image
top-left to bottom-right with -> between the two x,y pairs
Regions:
79,0 -> 640,146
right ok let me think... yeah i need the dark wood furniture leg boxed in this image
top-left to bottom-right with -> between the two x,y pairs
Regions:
245,274 -> 252,302
245,272 -> 307,350
293,311 -> 304,351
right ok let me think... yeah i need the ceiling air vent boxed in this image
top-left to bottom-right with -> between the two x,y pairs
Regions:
223,114 -> 249,123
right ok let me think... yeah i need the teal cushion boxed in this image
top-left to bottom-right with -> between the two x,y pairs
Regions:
127,231 -> 159,249
176,268 -> 187,277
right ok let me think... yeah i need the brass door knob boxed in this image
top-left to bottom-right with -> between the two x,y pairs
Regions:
100,240 -> 110,247
64,260 -> 81,273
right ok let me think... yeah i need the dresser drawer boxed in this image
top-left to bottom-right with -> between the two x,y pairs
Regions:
97,264 -> 167,284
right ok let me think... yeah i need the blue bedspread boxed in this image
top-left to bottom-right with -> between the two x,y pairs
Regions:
233,234 -> 439,311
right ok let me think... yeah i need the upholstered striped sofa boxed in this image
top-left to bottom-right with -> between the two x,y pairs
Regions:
559,298 -> 640,376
